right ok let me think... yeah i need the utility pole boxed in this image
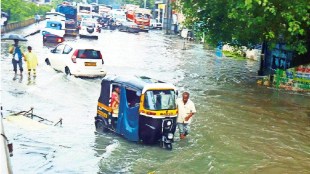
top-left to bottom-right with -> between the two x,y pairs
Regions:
163,0 -> 172,34
144,0 -> 146,8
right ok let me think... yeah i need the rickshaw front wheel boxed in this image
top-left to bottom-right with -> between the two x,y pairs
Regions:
160,141 -> 172,150
164,142 -> 172,150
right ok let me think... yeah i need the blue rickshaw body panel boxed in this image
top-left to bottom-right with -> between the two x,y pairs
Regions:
116,86 -> 139,141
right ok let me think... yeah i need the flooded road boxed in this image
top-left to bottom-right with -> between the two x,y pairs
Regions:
1,23 -> 310,173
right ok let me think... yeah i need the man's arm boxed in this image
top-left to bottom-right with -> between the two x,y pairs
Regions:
185,102 -> 196,121
185,112 -> 194,121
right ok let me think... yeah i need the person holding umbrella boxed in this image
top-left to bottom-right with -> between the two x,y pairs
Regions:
9,39 -> 25,77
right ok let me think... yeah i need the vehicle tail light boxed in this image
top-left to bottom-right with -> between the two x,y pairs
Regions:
57,38 -> 63,43
71,50 -> 78,63
99,52 -> 104,64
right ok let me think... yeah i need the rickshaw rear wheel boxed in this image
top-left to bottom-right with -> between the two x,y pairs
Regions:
95,119 -> 109,133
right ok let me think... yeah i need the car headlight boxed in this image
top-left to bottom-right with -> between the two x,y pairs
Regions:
167,133 -> 174,139
166,120 -> 172,126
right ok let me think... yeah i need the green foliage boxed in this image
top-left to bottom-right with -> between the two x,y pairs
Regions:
223,51 -> 246,60
179,0 -> 310,55
1,0 -> 52,22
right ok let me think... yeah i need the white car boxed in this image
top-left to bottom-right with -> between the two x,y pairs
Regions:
45,43 -> 107,77
79,19 -> 100,39
150,19 -> 162,29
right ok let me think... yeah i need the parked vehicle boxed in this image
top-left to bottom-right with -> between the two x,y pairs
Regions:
119,21 -> 140,33
95,75 -> 178,149
125,4 -> 151,32
56,3 -> 78,36
79,19 -> 100,39
45,43 -> 107,77
150,19 -> 162,30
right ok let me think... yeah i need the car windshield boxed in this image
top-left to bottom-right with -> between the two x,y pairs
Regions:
135,13 -> 142,18
144,90 -> 176,110
82,22 -> 95,27
79,6 -> 91,12
143,14 -> 150,19
77,50 -> 101,59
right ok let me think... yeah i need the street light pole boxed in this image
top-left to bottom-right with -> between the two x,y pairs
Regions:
144,0 -> 146,8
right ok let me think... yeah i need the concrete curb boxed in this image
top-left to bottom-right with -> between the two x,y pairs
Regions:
1,18 -> 45,34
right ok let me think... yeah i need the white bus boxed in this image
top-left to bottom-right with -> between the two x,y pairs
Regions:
77,4 -> 92,22
109,9 -> 127,25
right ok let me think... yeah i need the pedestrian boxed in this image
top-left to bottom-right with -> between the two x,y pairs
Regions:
176,92 -> 196,140
9,40 -> 24,78
35,13 -> 40,24
24,46 -> 38,78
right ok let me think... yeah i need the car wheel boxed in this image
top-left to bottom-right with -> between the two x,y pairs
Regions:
65,67 -> 71,75
45,58 -> 51,65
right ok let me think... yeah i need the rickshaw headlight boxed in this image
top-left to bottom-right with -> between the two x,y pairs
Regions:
167,133 -> 174,139
166,120 -> 172,126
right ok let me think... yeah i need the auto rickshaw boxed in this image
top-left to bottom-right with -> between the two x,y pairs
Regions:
95,75 -> 178,149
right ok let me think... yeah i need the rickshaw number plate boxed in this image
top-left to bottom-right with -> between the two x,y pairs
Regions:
85,62 -> 96,66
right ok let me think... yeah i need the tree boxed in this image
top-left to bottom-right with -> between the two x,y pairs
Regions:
178,0 -> 310,55
1,0 -> 52,22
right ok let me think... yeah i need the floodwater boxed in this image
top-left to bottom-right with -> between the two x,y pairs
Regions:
1,23 -> 310,174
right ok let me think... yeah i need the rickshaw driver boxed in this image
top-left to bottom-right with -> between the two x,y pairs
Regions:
111,87 -> 120,117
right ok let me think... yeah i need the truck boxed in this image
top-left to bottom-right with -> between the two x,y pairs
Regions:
125,4 -> 151,32
56,3 -> 78,36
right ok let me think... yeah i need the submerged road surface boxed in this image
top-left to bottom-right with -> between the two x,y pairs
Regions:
1,23 -> 310,173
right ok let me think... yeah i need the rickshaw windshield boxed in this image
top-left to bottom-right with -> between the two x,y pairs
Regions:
144,90 -> 176,110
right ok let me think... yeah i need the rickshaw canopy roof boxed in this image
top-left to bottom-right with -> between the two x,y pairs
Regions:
101,75 -> 177,94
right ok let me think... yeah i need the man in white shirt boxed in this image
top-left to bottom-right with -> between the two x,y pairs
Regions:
176,92 -> 196,139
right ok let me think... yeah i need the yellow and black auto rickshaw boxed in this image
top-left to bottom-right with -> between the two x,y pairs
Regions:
95,75 -> 178,149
